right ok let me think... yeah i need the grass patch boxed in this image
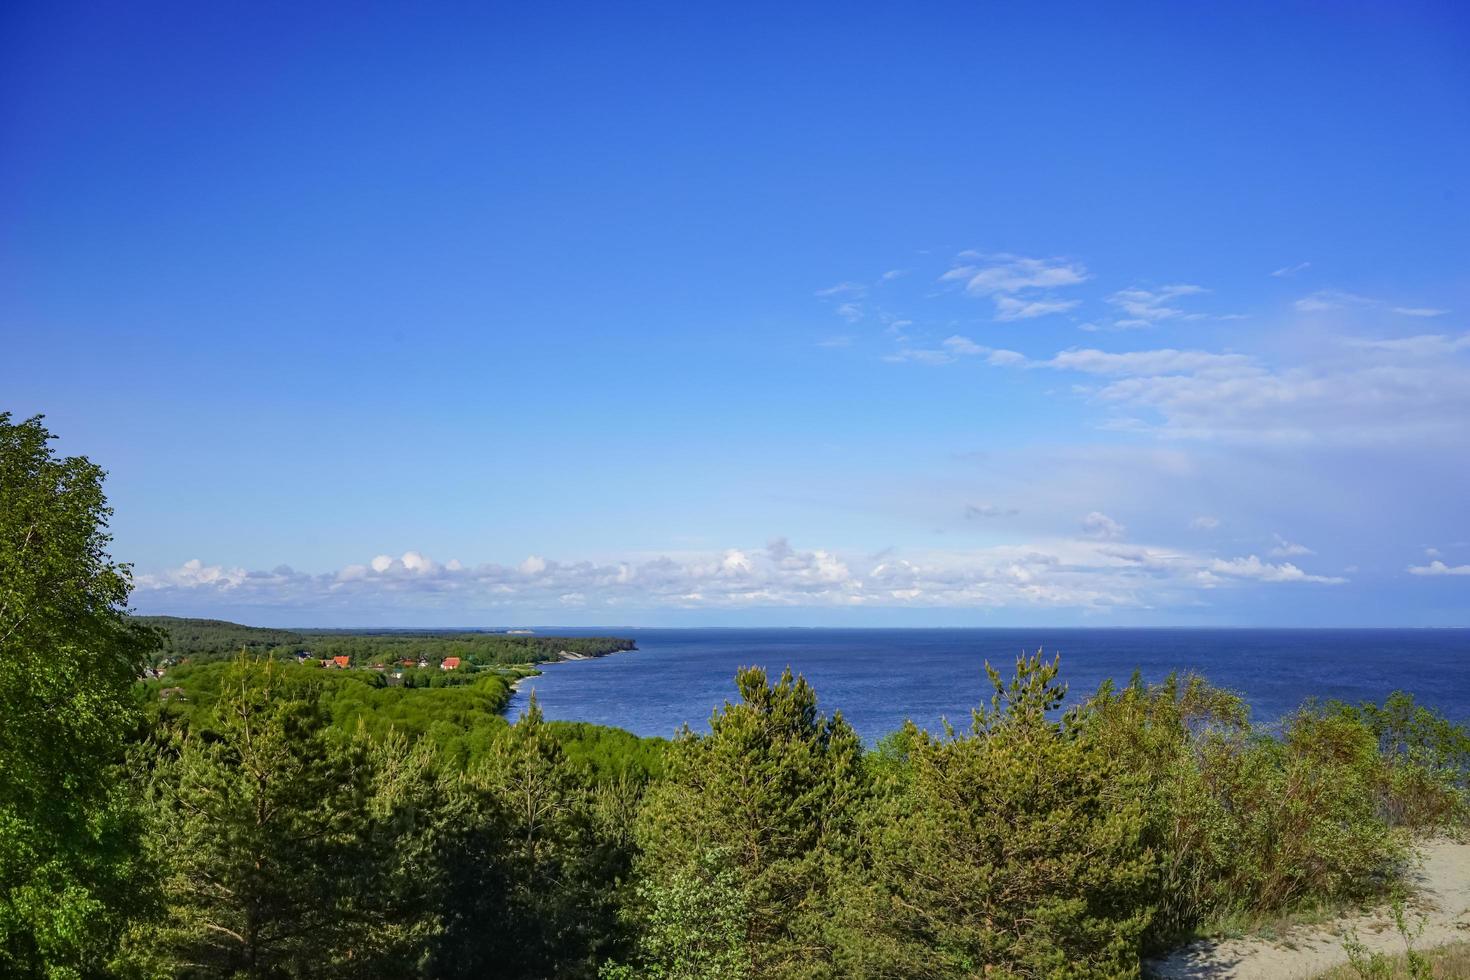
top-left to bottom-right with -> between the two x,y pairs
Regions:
1314,940 -> 1470,979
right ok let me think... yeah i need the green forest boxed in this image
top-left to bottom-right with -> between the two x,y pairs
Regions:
5,410 -> 1470,980
138,615 -> 636,668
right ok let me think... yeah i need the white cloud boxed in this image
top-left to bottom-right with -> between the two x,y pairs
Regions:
1294,289 -> 1374,313
884,347 -> 957,365
1028,337 -> 1470,446
1270,534 -> 1314,557
994,296 -> 1081,320
940,252 -> 1088,322
1107,284 -> 1208,324
887,335 -> 1025,367
1271,262 -> 1311,278
1190,516 -> 1220,530
135,533 -> 1354,616
1348,333 -> 1470,356
941,253 -> 1089,295
815,281 -> 866,298
1294,290 -> 1446,319
1207,555 -> 1346,584
1045,348 -> 1252,376
1408,560 -> 1470,577
1082,511 -> 1126,540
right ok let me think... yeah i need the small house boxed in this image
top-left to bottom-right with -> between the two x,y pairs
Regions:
333,656 -> 351,670
441,657 -> 462,671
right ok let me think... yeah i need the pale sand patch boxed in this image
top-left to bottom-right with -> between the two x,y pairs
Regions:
1147,839 -> 1470,979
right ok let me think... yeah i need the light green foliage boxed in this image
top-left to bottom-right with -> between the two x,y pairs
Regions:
1085,674 -> 1420,947
0,413 -> 155,978
1327,692 -> 1470,831
629,667 -> 864,979
602,851 -> 751,980
1342,899 -> 1434,980
858,651 -> 1157,978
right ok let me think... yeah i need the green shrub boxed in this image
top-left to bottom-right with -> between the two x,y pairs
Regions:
856,652 -> 1157,978
626,667 -> 864,979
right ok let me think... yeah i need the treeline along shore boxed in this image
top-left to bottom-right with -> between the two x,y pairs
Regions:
5,411 -> 1470,979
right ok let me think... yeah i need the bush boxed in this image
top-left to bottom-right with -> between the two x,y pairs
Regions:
856,651 -> 1157,978
624,667 -> 864,979
1084,674 -> 1413,946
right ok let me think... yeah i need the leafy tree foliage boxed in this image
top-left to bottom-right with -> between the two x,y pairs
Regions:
0,414 -> 155,978
135,617 -> 303,661
8,413 -> 1470,979
126,657 -> 436,978
430,697 -> 638,979
625,667 -> 865,979
137,616 -> 635,668
855,652 -> 1157,978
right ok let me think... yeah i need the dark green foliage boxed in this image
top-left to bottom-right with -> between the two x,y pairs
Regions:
624,667 -> 865,979
136,616 -> 636,668
430,698 -> 640,979
124,657 -> 439,978
0,414 -> 156,978
855,652 -> 1157,978
11,412 -> 1470,978
134,616 -> 304,661
291,632 -> 635,669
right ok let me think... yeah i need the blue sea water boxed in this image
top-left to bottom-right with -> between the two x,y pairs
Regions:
506,628 -> 1470,741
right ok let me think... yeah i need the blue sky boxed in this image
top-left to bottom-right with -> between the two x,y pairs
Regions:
4,1 -> 1469,626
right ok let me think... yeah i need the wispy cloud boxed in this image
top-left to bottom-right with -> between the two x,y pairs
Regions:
1347,333 -> 1470,356
1295,290 -> 1446,319
966,502 -> 1019,519
1407,560 -> 1470,577
1270,534 -> 1314,557
1206,555 -> 1346,584
886,335 -> 1025,366
1082,511 -> 1126,540
1294,289 -> 1375,313
1190,516 -> 1221,530
1025,337 -> 1470,446
995,296 -> 1081,320
1107,284 -> 1209,326
1271,261 -> 1311,278
940,252 -> 1088,321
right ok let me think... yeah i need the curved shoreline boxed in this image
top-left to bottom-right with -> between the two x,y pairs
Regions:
503,642 -> 638,706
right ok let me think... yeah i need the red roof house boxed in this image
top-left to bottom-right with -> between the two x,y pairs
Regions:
333,656 -> 351,669
441,657 -> 462,670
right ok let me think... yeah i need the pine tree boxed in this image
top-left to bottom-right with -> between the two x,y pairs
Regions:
627,667 -> 865,979
131,656 -> 426,978
859,651 -> 1157,978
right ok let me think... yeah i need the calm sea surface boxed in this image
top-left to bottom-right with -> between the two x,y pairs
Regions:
506,628 -> 1470,741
